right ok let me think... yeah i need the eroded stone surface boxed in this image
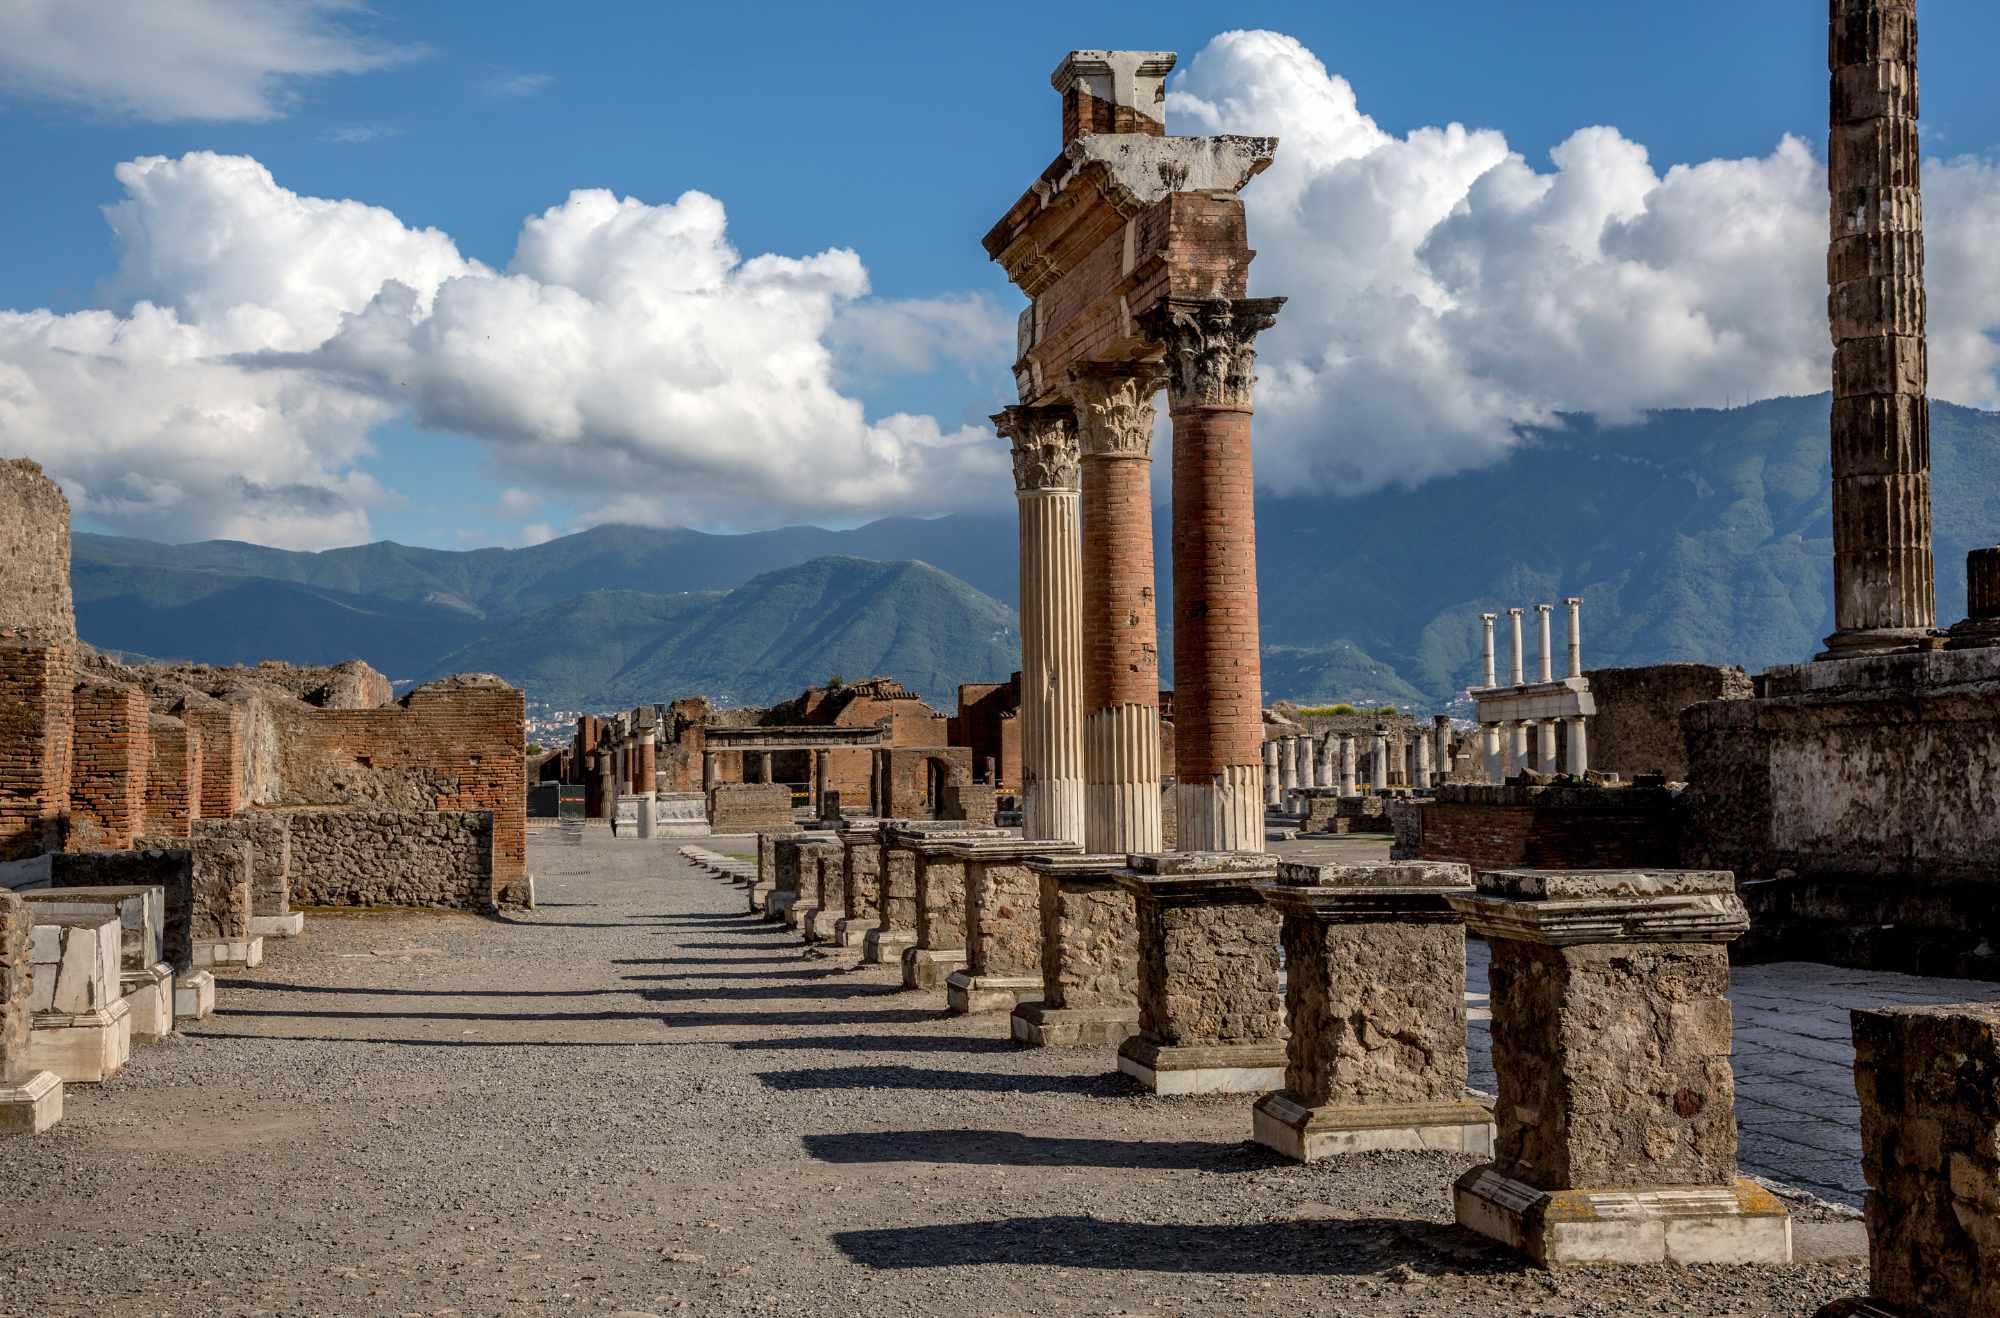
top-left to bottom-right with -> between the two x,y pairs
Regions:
0,891 -> 29,1081
1282,920 -> 1467,1107
1033,858 -> 1136,1013
1128,883 -> 1283,1050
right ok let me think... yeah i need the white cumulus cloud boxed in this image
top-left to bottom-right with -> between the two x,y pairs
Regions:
0,0 -> 416,122
0,152 -> 1006,547
1169,29 -> 2000,494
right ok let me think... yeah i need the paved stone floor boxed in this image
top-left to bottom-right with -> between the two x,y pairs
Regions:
0,830 -> 1904,1315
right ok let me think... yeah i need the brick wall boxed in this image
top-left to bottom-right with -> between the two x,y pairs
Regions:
953,679 -> 1020,789
286,808 -> 492,909
709,784 -> 793,832
1170,405 -> 1263,784
144,713 -> 201,839
67,677 -> 150,853
279,676 -> 527,906
1416,784 -> 1681,873
875,747 -> 974,819
174,694 -> 245,820
0,631 -> 72,862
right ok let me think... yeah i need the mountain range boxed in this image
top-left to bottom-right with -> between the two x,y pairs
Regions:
67,393 -> 2000,712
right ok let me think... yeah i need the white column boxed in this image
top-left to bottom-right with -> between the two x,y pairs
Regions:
1566,596 -> 1583,678
1370,726 -> 1389,792
1433,717 -> 1452,783
1299,734 -> 1318,789
1280,737 -> 1298,792
1568,716 -> 1590,775
1508,721 -> 1529,777
1483,724 -> 1502,785
1262,740 -> 1280,807
1339,735 -> 1357,795
1508,608 -> 1525,685
1004,406 -> 1086,845
1537,718 -> 1557,771
1414,732 -> 1433,789
1536,603 -> 1554,683
1480,612 -> 1498,688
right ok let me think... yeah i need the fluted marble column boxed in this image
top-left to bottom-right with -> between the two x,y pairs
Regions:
1073,366 -> 1166,853
1279,737 -> 1298,793
1339,735 -> 1357,796
998,404 -> 1086,845
1146,297 -> 1284,851
1823,0 -> 1936,656
1370,726 -> 1389,792
1262,740 -> 1281,807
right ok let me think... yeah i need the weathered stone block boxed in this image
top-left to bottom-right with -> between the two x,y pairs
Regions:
946,839 -> 1078,1015
1446,867 -> 1789,1266
1012,853 -> 1139,1046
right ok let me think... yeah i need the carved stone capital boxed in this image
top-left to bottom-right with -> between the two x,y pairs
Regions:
1141,297 -> 1284,411
993,404 -> 1080,493
1068,362 -> 1166,460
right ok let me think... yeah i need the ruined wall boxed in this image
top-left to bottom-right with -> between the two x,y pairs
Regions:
174,694 -> 245,820
1585,663 -> 1752,781
286,808 -> 493,909
1417,783 -> 1681,874
876,746 -> 973,819
953,679 -> 1020,789
135,659 -> 393,711
0,631 -> 73,862
1682,650 -> 2000,976
144,714 -> 200,839
49,848 -> 195,971
66,677 -> 150,853
138,830 -> 250,943
274,675 -> 526,905
708,783 -> 793,833
0,459 -> 75,638
196,813 -> 293,917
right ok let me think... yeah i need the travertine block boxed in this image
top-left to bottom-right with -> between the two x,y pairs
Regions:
1446,868 -> 1790,1266
1252,861 -> 1491,1161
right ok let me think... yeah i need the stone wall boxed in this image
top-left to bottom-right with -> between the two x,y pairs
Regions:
1585,663 -> 1751,781
937,783 -> 997,826
1682,649 -> 2000,975
144,714 -> 200,839
709,783 -> 793,833
139,830 -> 249,943
1417,783 -> 1681,874
876,746 -> 974,819
0,631 -> 73,862
0,459 -> 75,638
67,677 -> 149,853
285,808 -> 494,909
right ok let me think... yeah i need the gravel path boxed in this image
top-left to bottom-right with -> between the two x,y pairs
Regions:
0,832 -> 1869,1316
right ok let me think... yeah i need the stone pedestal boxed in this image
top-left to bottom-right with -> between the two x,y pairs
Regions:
121,963 -> 176,1043
943,837 -> 1079,1015
749,827 -> 801,914
1251,861 -> 1491,1161
834,821 -> 885,949
192,935 -> 263,969
175,970 -> 216,1022
1813,1002 -> 2000,1316
866,823 -> 976,964
1446,868 -> 1792,1266
248,912 -> 304,939
1011,853 -> 1139,1046
1111,852 -> 1285,1093
898,827 -> 1008,985
1,890 -> 63,1135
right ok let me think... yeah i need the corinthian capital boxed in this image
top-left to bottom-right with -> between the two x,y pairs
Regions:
993,404 -> 1080,493
1141,297 -> 1284,411
1068,362 -> 1167,461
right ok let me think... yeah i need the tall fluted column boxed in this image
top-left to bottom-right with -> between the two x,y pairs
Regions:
1262,740 -> 1280,807
1146,297 -> 1284,851
1822,0 -> 1935,656
1073,365 -> 1166,854
998,405 -> 1086,845
1536,604 -> 1554,683
1480,613 -> 1498,688
1339,735 -> 1357,795
1564,597 -> 1583,677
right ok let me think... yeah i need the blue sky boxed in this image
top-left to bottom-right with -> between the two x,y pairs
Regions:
3,1 -> 1998,549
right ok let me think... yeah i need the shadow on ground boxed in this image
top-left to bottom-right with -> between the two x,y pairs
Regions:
805,1129 -> 1285,1172
830,1214 -> 1515,1275
757,1065 -> 1141,1097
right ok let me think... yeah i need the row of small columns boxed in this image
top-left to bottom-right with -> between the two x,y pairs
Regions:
1262,727 -> 1435,806
1476,598 -> 1590,781
700,748 -> 837,815
722,823 -> 1789,1268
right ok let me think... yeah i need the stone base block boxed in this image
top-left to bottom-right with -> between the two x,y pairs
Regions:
192,936 -> 263,970
1010,1002 -> 1140,1048
766,891 -> 799,924
30,997 -> 133,1083
786,901 -> 819,933
862,928 -> 915,965
802,907 -> 844,942
901,946 -> 964,990
832,917 -> 878,949
1117,1037 -> 1286,1096
0,1070 -> 63,1135
747,884 -> 775,913
1252,1091 -> 1494,1162
946,971 -> 1039,1016
121,963 -> 177,1043
1453,1168 -> 1792,1266
248,912 -> 305,939
175,970 -> 216,1021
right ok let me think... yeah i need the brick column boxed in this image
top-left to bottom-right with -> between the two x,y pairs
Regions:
634,710 -> 657,840
1448,868 -> 1790,1266
1822,0 -> 1935,656
1145,297 -> 1284,852
1072,364 -> 1166,854
997,405 -> 1086,846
